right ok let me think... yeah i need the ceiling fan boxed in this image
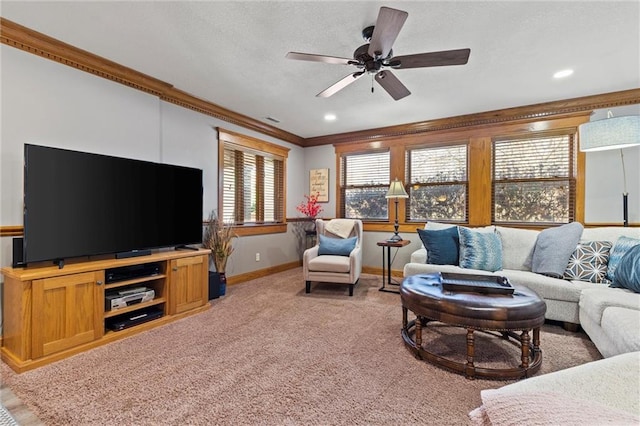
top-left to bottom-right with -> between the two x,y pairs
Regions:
286,6 -> 470,101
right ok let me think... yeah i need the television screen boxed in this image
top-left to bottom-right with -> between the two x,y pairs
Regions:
23,144 -> 203,265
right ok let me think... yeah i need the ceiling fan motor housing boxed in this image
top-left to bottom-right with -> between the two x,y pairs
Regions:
354,43 -> 391,73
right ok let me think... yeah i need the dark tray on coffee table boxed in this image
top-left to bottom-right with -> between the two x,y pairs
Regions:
439,272 -> 514,295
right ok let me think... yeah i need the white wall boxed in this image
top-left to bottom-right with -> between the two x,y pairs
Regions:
584,105 -> 640,224
0,45 -> 305,299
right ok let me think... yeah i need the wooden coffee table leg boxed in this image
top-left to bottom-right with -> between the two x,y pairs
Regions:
533,327 -> 540,352
520,330 -> 531,369
466,328 -> 475,379
415,315 -> 423,350
402,306 -> 408,329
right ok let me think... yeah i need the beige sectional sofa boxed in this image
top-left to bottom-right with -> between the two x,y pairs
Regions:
469,351 -> 640,425
403,224 -> 640,358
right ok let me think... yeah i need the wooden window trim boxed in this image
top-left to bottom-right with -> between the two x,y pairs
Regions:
334,113 -> 590,230
218,128 -> 289,235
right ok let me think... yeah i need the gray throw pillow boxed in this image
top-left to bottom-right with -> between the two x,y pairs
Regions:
531,222 -> 584,278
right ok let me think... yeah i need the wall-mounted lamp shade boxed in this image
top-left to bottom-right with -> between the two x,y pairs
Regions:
579,115 -> 640,152
385,179 -> 409,198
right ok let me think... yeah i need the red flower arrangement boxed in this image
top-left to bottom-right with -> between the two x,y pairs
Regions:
296,192 -> 323,218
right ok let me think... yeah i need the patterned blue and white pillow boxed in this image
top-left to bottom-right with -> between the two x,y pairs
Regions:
606,236 -> 640,282
458,227 -> 503,272
563,240 -> 612,283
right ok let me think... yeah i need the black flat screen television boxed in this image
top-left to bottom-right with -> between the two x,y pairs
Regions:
23,144 -> 203,266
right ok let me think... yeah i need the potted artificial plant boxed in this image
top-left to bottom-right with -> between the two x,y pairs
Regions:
203,210 -> 236,298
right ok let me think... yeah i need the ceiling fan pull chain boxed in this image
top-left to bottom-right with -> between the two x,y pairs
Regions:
371,74 -> 375,93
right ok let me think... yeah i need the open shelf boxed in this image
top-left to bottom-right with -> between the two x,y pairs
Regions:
104,274 -> 166,291
103,297 -> 166,319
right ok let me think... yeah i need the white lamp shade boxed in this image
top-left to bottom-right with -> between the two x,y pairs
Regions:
579,115 -> 640,152
385,179 -> 409,199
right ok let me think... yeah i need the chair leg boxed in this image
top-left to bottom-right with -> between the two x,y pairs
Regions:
349,283 -> 354,296
305,281 -> 311,293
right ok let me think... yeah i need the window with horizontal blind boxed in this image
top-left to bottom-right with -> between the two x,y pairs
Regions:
406,144 -> 468,222
340,151 -> 390,220
492,134 -> 576,224
218,129 -> 288,228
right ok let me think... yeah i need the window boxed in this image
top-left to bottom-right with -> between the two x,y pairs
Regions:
492,133 -> 576,224
406,144 -> 468,222
339,151 -> 390,220
218,129 -> 288,231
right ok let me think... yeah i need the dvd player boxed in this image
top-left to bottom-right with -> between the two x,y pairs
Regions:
106,262 -> 161,284
105,307 -> 164,331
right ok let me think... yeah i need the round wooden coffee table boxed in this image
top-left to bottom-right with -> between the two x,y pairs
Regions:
400,273 -> 546,380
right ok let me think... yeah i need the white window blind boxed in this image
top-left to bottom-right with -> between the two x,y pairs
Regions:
222,145 -> 284,224
340,151 -> 390,220
492,134 -> 575,224
406,144 -> 468,222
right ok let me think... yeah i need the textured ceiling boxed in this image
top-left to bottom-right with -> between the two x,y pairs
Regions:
2,1 -> 639,139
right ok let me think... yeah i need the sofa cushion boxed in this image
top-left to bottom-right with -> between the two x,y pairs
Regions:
417,227 -> 459,265
563,240 -> 612,284
308,255 -> 351,273
579,287 -> 640,326
317,235 -> 356,257
607,236 -> 640,282
495,226 -> 538,271
531,222 -> 583,278
501,269 -> 595,304
581,227 -> 640,243
611,245 -> 640,293
458,227 -> 502,272
601,307 -> 640,354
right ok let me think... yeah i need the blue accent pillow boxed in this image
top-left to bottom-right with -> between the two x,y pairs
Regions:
318,234 -> 357,256
606,236 -> 640,282
610,244 -> 640,293
458,227 -> 503,272
416,227 -> 459,265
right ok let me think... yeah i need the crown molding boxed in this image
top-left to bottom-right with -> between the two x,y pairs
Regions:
2,18 -> 638,149
0,18 -> 305,146
305,88 -> 640,146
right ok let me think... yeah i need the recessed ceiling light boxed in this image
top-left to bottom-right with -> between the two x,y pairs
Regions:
324,113 -> 337,121
553,69 -> 574,79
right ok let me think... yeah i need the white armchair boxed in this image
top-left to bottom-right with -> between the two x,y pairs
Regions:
303,219 -> 363,296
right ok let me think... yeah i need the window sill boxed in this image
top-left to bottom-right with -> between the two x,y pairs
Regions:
232,223 -> 287,236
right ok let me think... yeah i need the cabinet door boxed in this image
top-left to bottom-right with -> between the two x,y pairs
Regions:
31,271 -> 104,358
170,255 -> 207,314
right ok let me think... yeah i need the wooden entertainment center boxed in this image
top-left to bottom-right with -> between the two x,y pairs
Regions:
1,249 -> 210,373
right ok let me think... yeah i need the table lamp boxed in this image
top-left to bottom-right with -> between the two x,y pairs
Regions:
385,178 -> 409,241
579,112 -> 640,227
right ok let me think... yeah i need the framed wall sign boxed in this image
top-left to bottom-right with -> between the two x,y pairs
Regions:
310,168 -> 329,202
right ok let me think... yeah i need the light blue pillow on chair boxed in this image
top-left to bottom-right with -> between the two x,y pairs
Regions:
458,227 -> 503,272
318,235 -> 357,256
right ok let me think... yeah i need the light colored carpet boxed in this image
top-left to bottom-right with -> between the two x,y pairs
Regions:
1,268 -> 601,425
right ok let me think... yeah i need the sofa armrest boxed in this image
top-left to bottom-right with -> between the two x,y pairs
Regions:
410,248 -> 427,263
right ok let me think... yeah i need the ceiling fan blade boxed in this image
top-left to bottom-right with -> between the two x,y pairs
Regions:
391,48 -> 471,69
317,71 -> 366,98
368,7 -> 408,59
286,52 -> 355,65
375,70 -> 410,101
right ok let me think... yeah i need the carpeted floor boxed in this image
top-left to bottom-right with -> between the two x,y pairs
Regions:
1,268 -> 601,425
